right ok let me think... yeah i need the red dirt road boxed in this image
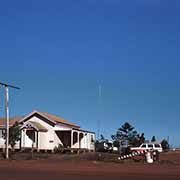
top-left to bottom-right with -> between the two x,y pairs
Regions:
0,152 -> 180,180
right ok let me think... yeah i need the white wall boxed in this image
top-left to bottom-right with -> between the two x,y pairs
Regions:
21,116 -> 55,150
71,131 -> 95,150
22,116 -> 69,150
0,115 -> 96,151
86,133 -> 95,150
53,131 -> 63,148
21,129 -> 34,148
0,138 -> 5,149
90,133 -> 95,150
0,129 -> 4,148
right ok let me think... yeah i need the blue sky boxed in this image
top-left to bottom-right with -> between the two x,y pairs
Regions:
0,0 -> 180,147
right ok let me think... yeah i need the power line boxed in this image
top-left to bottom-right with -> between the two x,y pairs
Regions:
0,82 -> 20,89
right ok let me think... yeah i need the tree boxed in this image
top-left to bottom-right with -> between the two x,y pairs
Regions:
151,136 -> 156,142
137,133 -> 145,145
161,139 -> 170,151
100,134 -> 105,141
3,122 -> 21,151
111,122 -> 145,147
128,132 -> 145,147
111,122 -> 134,142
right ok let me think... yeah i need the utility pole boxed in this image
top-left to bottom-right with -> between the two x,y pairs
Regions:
0,82 -> 20,159
5,86 -> 9,159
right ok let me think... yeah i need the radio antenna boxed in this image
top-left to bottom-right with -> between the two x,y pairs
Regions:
97,84 -> 102,140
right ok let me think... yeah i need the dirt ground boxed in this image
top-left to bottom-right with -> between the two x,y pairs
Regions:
0,151 -> 180,180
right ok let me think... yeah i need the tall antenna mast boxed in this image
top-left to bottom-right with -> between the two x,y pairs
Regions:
97,84 -> 102,140
0,82 -> 20,159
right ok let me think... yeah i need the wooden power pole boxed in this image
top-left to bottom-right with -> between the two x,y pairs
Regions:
0,82 -> 20,159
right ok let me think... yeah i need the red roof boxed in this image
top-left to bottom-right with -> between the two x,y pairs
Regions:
40,112 -> 80,128
0,111 -> 80,129
0,117 -> 23,127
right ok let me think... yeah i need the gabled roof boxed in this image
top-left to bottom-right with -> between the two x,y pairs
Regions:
40,112 -> 80,128
0,110 -> 80,129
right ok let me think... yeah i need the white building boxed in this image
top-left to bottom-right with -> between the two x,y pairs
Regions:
0,110 -> 95,151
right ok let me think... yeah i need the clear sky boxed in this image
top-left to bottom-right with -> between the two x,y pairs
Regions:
0,0 -> 180,147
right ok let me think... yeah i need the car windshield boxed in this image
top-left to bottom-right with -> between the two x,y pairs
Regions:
155,144 -> 161,148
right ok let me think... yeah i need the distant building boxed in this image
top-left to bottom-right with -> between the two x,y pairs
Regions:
0,110 -> 95,151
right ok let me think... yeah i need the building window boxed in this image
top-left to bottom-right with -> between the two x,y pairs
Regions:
91,135 -> 94,143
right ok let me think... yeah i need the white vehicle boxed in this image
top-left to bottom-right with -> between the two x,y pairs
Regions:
130,143 -> 163,153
